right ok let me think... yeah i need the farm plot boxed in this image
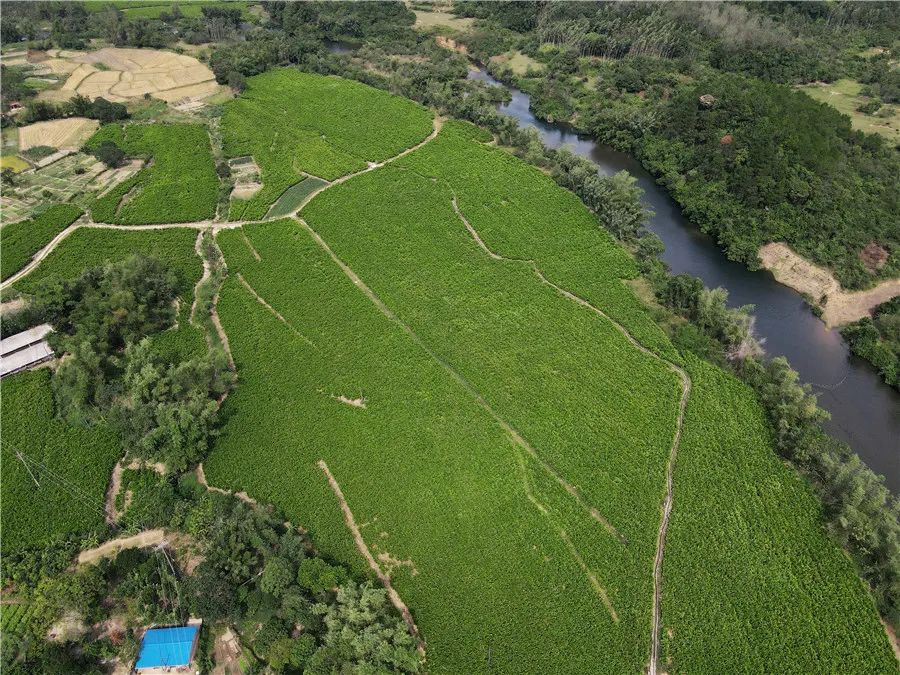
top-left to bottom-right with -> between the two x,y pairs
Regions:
18,117 -> 99,151
0,602 -> 35,635
264,177 -> 329,219
222,69 -> 433,220
85,123 -> 218,224
661,355 -> 897,672
10,226 -> 206,361
84,1 -> 253,19
58,47 -> 220,103
1,369 -> 121,553
395,121 -> 677,361
208,219 -> 673,673
0,204 -> 82,281
0,153 -> 141,224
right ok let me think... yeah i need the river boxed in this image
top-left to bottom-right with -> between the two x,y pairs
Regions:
467,67 -> 898,490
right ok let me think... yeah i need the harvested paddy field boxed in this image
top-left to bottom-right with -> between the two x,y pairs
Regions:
222,69 -> 433,220
18,118 -> 99,151
59,47 -> 220,104
204,105 -> 896,671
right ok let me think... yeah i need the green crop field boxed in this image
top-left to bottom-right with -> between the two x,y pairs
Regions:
264,177 -> 329,219
1,370 -> 121,553
83,1 -> 252,18
203,107 -> 895,671
222,69 -> 433,220
660,355 -> 897,673
0,602 -> 35,635
3,71 -> 894,673
86,123 -> 218,224
12,227 -> 202,300
209,219 -> 674,673
0,205 -> 82,281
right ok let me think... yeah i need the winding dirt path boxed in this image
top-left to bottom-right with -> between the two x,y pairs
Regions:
317,460 -> 425,654
451,196 -> 690,675
77,528 -> 166,565
291,116 -> 445,215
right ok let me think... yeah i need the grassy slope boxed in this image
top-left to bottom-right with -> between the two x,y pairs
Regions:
0,205 -> 82,281
1,370 -> 121,553
799,79 -> 900,144
222,69 -> 433,220
663,355 -> 897,673
86,123 -> 218,224
13,227 -> 206,362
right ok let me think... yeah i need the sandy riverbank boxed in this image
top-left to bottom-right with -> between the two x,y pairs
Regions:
758,243 -> 900,327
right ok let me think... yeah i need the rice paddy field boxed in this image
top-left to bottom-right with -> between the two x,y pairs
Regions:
204,105 -> 896,670
85,122 -> 218,224
222,69 -> 433,220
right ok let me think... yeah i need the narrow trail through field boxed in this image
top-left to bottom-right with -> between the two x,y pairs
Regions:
318,460 -> 426,653
235,272 -> 319,351
291,116 -> 445,215
450,196 -> 690,675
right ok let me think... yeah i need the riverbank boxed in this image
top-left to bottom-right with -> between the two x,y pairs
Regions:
759,242 -> 900,327
466,65 -> 899,491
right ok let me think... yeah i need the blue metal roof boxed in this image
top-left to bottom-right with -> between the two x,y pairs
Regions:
135,625 -> 199,669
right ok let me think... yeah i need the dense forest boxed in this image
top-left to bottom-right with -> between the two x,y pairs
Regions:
842,297 -> 900,390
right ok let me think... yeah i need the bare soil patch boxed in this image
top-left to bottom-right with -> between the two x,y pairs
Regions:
77,529 -> 166,565
759,242 -> 900,326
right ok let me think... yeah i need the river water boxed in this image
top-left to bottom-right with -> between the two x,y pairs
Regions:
467,67 -> 898,489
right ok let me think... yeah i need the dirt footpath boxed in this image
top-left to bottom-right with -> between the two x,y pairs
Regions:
77,529 -> 166,565
758,242 -> 900,327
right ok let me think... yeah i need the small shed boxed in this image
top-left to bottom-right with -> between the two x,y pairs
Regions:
134,622 -> 201,672
0,323 -> 54,378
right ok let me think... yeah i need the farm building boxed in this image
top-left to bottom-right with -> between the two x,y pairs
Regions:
134,621 -> 201,672
0,323 -> 53,378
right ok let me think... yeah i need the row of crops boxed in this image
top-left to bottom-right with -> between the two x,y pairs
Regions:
0,204 -> 82,282
398,121 -> 679,362
1,370 -> 121,552
222,69 -> 434,220
85,123 -> 218,224
661,354 -> 897,673
1,602 -> 35,635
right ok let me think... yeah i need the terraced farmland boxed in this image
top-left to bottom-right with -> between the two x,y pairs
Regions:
222,69 -> 434,220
